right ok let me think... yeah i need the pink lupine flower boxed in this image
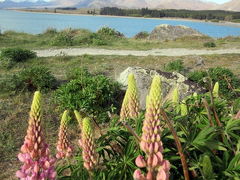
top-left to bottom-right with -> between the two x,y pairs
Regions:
16,91 -> 56,180
120,73 -> 140,120
134,76 -> 170,180
81,117 -> 97,171
56,110 -> 73,159
235,110 -> 240,119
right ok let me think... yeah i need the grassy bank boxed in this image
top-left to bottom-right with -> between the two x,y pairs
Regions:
1,28 -> 240,50
1,53 -> 240,179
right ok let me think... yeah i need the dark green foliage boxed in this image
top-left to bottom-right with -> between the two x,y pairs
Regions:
43,28 -> 58,35
134,31 -> 149,39
204,41 -> 217,48
188,71 -> 208,84
97,27 -> 124,38
51,31 -> 74,46
100,7 -> 240,21
164,59 -> 185,73
0,48 -> 36,68
0,66 -> 56,94
188,67 -> 240,99
232,98 -> 240,114
54,68 -> 122,123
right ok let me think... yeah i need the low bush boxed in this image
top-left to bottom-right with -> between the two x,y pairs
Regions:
164,59 -> 185,73
0,48 -> 36,65
134,31 -> 149,39
188,67 -> 240,99
66,67 -> 91,80
188,70 -> 208,84
51,31 -> 74,46
0,66 -> 57,93
96,27 -> 124,38
203,41 -> 216,48
43,28 -> 58,35
54,69 -> 122,123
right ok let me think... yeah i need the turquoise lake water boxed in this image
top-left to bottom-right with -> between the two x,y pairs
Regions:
0,9 -> 240,38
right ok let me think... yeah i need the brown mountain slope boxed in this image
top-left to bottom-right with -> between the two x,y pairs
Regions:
218,0 -> 240,11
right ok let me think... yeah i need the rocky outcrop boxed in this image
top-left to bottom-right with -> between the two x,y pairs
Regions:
148,24 -> 205,41
117,67 -> 206,109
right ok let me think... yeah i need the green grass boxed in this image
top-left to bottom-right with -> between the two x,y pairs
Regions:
1,29 -> 240,50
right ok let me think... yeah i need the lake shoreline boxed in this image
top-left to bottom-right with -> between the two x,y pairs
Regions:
12,9 -> 240,28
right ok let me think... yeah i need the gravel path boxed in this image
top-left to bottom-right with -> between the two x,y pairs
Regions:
35,48 -> 240,57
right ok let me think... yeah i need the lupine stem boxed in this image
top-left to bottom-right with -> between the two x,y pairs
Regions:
202,98 -> 214,126
160,108 -> 190,180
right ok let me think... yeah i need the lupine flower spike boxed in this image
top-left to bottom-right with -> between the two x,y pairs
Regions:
180,100 -> 188,116
172,87 -> 179,107
74,110 -> 85,148
16,91 -> 56,180
235,110 -> 240,119
56,110 -> 73,159
81,117 -> 97,171
213,82 -> 219,98
134,76 -> 170,180
120,73 -> 140,120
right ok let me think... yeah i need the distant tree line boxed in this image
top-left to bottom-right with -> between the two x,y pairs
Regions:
56,7 -> 77,10
100,7 -> 240,21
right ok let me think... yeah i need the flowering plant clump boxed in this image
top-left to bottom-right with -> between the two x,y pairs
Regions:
120,73 -> 140,120
81,117 -> 97,171
56,110 -> 73,159
134,76 -> 170,180
16,91 -> 56,180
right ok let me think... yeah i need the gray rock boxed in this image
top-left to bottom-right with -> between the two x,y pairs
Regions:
195,57 -> 205,67
117,67 -> 206,109
148,24 -> 205,41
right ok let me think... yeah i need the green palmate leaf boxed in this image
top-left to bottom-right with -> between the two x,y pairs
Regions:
224,154 -> 240,179
192,127 -> 226,152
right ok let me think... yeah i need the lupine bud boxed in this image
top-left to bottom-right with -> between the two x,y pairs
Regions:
81,117 -> 97,171
193,92 -> 198,98
56,110 -> 73,159
120,73 -> 139,120
134,76 -> 170,180
136,155 -> 146,168
74,110 -> 86,129
16,91 -> 56,180
127,74 -> 140,118
172,87 -> 179,105
120,91 -> 130,120
180,100 -> 188,116
213,82 -> 219,98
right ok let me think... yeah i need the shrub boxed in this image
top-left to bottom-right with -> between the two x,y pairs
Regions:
51,31 -> 74,46
66,67 -> 91,80
203,42 -> 216,48
0,48 -> 36,63
0,66 -> 57,93
54,70 -> 122,123
134,31 -> 149,39
91,33 -> 108,46
97,27 -> 124,38
43,28 -> 58,35
188,71 -> 208,84
164,59 -> 185,73
188,67 -> 240,99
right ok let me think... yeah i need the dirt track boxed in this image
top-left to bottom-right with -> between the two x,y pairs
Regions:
35,48 -> 240,57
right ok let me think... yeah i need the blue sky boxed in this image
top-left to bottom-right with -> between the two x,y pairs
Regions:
0,0 -> 232,4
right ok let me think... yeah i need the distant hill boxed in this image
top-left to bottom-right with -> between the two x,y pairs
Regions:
219,0 -> 240,11
64,0 -> 217,10
0,0 -> 55,9
0,0 -> 239,12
